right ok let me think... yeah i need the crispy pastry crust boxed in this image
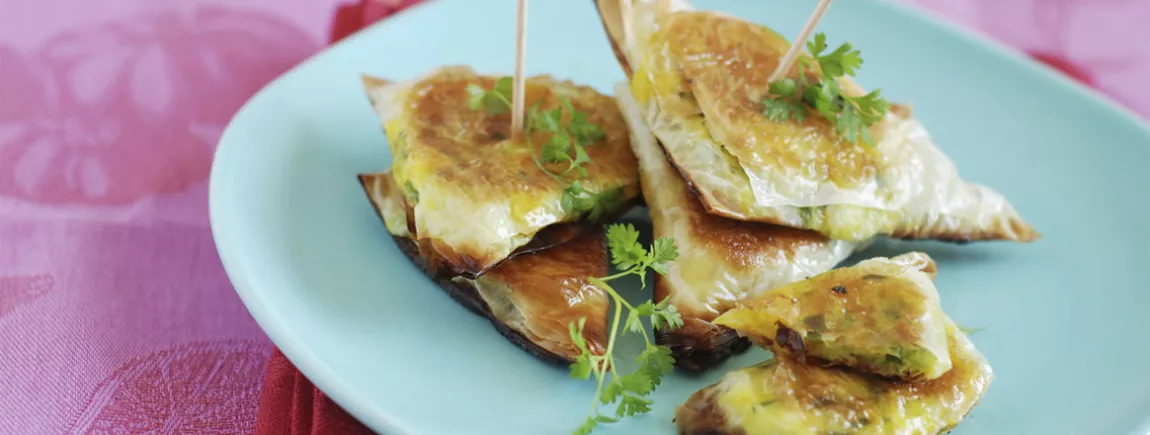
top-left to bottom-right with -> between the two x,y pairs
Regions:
675,324 -> 992,435
674,385 -> 747,435
616,82 -> 858,372
592,0 -> 1040,244
387,233 -> 574,365
362,67 -> 642,278
359,174 -> 610,364
656,319 -> 750,372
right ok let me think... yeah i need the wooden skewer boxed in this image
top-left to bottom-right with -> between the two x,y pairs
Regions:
621,0 -> 634,52
768,0 -> 835,82
511,0 -> 529,135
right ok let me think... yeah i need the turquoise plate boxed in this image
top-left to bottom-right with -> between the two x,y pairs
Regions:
210,0 -> 1150,433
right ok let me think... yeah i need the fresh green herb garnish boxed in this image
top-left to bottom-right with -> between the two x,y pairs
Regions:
762,33 -> 891,146
762,86 -> 807,123
571,223 -> 683,435
528,98 -> 605,179
470,78 -> 614,218
561,182 -> 625,222
467,77 -> 513,114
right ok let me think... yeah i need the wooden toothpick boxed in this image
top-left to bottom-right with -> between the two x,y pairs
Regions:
511,0 -> 529,135
621,0 -> 634,50
768,0 -> 835,83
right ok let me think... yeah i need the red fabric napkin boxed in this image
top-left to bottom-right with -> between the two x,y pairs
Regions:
256,348 -> 376,435
330,0 -> 425,44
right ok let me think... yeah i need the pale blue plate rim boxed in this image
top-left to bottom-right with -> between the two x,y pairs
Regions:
208,1 -> 1150,434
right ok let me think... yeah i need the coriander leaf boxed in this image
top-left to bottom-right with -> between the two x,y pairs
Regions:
602,379 -> 624,405
483,92 -> 509,114
606,223 -> 646,270
653,297 -> 672,311
568,179 -> 586,195
542,133 -> 574,164
839,47 -> 863,76
595,415 -> 619,423
616,394 -> 654,418
802,84 -> 826,113
664,310 -> 684,331
586,187 -> 624,221
650,308 -> 671,331
535,106 -> 563,132
626,301 -> 655,335
807,33 -> 828,57
620,371 -> 655,396
570,354 -> 593,380
632,301 -> 656,318
837,103 -> 862,145
648,262 -> 670,276
764,33 -> 891,147
816,42 -> 863,78
797,57 -> 811,84
573,417 -> 598,435
567,109 -> 587,128
624,308 -> 645,334
762,97 -> 805,123
563,98 -> 607,146
526,103 -> 542,130
570,194 -> 597,216
494,76 -> 513,98
860,126 -> 875,146
769,77 -> 798,97
561,189 -> 577,215
761,100 -> 787,122
568,318 -> 594,380
569,317 -> 589,351
636,345 -> 675,385
648,237 -> 679,275
562,96 -> 577,116
566,143 -> 591,175
809,82 -> 840,122
467,77 -> 513,115
561,182 -> 595,216
467,84 -> 487,110
854,89 -> 890,125
823,79 -> 847,106
651,303 -> 683,331
569,120 -> 606,146
561,183 -> 623,220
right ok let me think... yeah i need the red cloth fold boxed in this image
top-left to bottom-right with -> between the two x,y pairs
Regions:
330,0 -> 425,44
255,348 -> 376,435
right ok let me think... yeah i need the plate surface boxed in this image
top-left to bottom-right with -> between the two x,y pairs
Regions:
209,0 -> 1150,434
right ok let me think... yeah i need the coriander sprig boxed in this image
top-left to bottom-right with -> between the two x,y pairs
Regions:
529,98 -> 606,179
570,223 -> 683,435
762,33 -> 891,146
469,77 -> 617,218
467,77 -> 513,114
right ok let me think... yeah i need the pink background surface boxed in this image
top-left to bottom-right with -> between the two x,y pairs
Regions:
0,0 -> 1147,433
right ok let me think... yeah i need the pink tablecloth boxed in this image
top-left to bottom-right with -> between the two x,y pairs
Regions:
0,0 -> 1146,433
